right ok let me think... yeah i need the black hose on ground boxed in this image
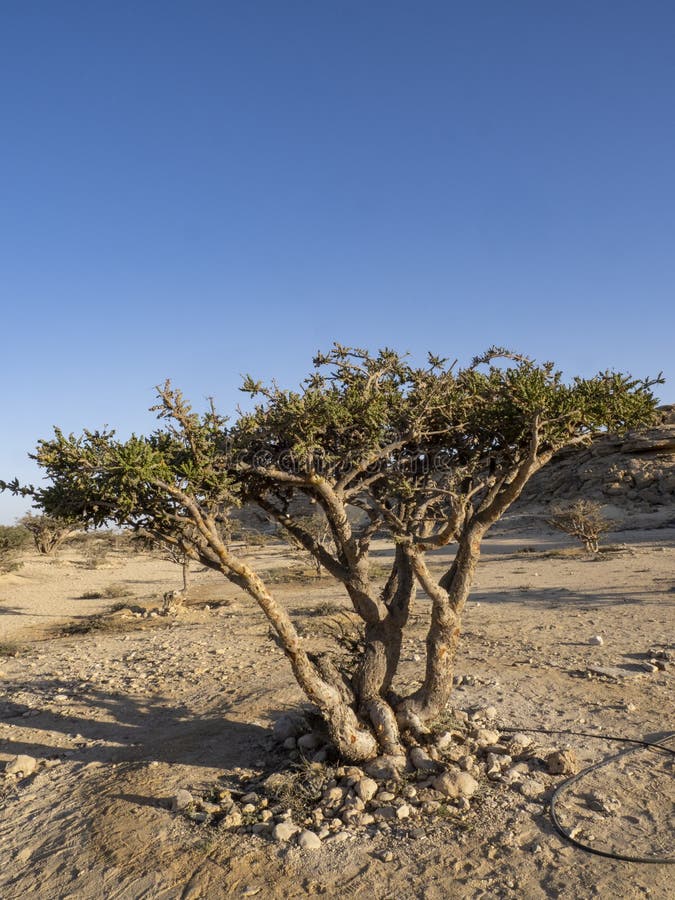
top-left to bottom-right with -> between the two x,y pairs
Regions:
496,726 -> 675,864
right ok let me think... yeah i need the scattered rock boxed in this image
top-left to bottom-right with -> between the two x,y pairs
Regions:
519,778 -> 545,800
432,771 -> 478,799
5,755 -> 37,777
272,821 -> 299,842
354,777 -> 378,803
409,747 -> 438,772
546,749 -> 579,775
171,789 -> 194,812
297,829 -> 322,850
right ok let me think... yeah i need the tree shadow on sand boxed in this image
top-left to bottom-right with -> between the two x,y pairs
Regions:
0,676 -> 274,773
471,585 -> 675,609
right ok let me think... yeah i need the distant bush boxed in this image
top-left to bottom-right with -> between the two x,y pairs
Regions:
0,525 -> 31,573
548,499 -> 614,553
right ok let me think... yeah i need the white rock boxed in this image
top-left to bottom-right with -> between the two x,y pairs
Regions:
409,746 -> 437,772
396,803 -> 411,819
5,755 -> 37,777
433,771 -> 479,799
297,733 -> 321,751
589,635 -> 604,646
354,777 -> 378,803
272,821 -> 299,842
171,789 -> 194,812
297,829 -> 322,850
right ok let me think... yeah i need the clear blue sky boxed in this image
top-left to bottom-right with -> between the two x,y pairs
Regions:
1,1 -> 674,523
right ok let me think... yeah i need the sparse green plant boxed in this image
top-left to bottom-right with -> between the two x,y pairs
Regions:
548,499 -> 614,553
79,584 -> 132,600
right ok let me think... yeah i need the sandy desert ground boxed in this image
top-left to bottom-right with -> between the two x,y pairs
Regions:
0,520 -> 673,900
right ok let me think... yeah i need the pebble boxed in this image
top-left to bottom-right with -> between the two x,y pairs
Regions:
409,747 -> 437,772
297,829 -> 322,850
354,777 -> 378,802
589,635 -> 604,645
432,771 -> 479,799
5,755 -> 38,777
272,822 -> 299,842
171,790 -> 194,812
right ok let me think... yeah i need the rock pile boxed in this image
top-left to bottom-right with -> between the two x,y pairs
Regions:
173,714 -> 581,850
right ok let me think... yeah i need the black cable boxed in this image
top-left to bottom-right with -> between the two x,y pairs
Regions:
495,725 -> 675,864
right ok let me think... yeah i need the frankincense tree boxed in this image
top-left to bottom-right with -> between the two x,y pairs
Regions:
1,346 -> 660,767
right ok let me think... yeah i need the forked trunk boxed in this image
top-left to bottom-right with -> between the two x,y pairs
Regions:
355,617 -> 405,755
399,531 -> 482,727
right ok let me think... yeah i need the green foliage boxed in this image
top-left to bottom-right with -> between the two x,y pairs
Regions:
0,345 -> 662,578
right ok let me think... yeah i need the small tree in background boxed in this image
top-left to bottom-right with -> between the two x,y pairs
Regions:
282,511 -> 335,576
1,347 -> 661,765
18,513 -> 80,555
548,499 -> 614,553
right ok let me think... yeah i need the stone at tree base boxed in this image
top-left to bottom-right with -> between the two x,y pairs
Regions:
272,822 -> 299,842
364,754 -> 407,781
409,747 -> 438,772
5,755 -> 37,777
272,714 -> 306,742
297,733 -> 321,751
171,789 -> 194,812
435,731 -> 454,750
432,771 -> 479,799
354,776 -> 378,802
297,829 -> 322,850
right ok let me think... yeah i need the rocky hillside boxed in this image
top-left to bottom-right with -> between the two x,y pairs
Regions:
518,406 -> 675,525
